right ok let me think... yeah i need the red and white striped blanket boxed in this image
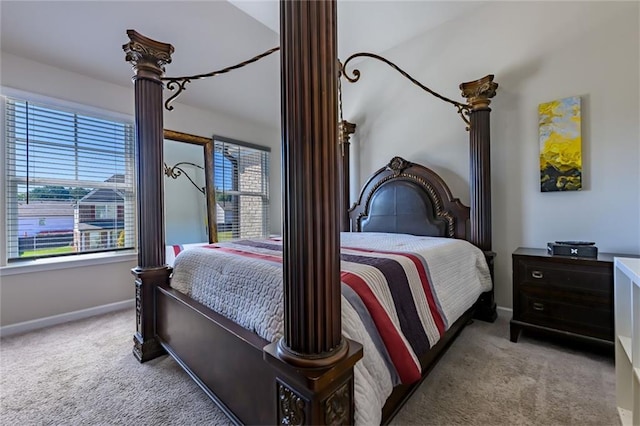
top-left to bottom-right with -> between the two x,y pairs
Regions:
171,232 -> 491,425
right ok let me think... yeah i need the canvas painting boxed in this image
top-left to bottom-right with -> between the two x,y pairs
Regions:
539,96 -> 582,192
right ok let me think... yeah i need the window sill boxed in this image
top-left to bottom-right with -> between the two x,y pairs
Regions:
0,251 -> 138,277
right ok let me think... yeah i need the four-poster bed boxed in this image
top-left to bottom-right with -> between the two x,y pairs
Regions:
123,2 -> 497,424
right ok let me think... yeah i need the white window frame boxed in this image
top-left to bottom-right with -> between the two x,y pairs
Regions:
0,87 -> 137,270
213,135 -> 270,241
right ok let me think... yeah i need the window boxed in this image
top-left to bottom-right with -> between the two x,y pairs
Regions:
4,97 -> 135,260
214,136 -> 270,241
95,204 -> 117,220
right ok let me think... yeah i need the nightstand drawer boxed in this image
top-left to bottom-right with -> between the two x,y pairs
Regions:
517,259 -> 611,293
511,247 -> 622,346
517,284 -> 613,341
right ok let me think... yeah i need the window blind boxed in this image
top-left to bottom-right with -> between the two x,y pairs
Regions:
213,137 -> 270,242
4,97 -> 136,260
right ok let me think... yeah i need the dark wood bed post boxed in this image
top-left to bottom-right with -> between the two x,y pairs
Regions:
340,120 -> 356,231
123,30 -> 175,362
263,1 -> 363,424
461,75 -> 498,322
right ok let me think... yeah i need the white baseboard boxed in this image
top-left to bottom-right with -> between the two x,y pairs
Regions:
496,305 -> 513,318
0,299 -> 134,337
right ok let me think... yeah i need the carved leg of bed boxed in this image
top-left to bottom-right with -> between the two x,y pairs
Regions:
132,267 -> 171,362
474,251 -> 498,322
264,340 -> 363,425
474,291 -> 498,323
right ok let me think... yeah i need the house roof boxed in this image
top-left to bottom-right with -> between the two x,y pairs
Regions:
78,175 -> 126,203
79,188 -> 124,204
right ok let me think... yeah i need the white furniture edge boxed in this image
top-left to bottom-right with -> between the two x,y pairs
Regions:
614,256 -> 640,426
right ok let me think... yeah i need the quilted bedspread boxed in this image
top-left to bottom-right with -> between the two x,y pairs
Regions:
171,232 -> 491,425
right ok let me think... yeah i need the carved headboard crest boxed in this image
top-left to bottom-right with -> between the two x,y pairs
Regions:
386,156 -> 412,175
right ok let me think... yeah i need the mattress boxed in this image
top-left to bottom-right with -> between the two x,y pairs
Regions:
171,232 -> 492,425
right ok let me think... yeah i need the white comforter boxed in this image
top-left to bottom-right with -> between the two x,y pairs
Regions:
171,232 -> 491,425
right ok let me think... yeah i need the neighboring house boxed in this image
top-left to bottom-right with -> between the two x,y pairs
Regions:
15,177 -> 127,256
216,200 -> 235,232
216,203 -> 227,226
17,201 -> 75,254
214,144 -> 269,239
74,174 -> 125,251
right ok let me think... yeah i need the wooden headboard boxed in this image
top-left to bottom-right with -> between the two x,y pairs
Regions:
349,156 -> 470,240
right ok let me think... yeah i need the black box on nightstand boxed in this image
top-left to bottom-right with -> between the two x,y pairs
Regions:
547,242 -> 598,258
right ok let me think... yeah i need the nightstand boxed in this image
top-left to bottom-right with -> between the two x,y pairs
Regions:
510,247 -> 617,346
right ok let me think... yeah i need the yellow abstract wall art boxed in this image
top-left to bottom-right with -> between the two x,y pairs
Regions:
539,96 -> 582,192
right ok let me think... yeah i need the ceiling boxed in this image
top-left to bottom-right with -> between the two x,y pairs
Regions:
1,1 -> 482,129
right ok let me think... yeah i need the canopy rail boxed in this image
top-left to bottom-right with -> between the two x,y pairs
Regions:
159,46 -> 494,132
341,51 -> 475,130
161,46 -> 280,111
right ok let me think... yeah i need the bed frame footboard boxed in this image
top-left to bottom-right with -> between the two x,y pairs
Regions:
153,282 -> 476,425
155,285 -> 276,424
155,284 -> 365,425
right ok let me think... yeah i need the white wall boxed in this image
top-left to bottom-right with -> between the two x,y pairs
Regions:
0,52 -> 280,326
342,1 -> 640,309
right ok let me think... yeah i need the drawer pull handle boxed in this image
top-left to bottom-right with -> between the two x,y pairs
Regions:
531,270 -> 543,279
532,302 -> 545,311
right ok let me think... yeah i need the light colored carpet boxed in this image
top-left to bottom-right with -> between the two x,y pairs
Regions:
0,309 -> 618,426
389,318 -> 618,426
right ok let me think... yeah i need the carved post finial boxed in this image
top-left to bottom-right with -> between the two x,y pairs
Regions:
338,120 -> 356,156
339,120 -> 356,231
123,29 -> 174,81
460,74 -> 498,110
